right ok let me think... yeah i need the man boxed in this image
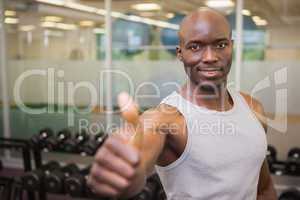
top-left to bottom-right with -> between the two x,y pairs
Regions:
87,8 -> 277,200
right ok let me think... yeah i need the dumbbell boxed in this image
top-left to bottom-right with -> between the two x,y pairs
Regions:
267,145 -> 277,164
64,166 -> 91,197
22,161 -> 60,190
286,147 -> 300,176
266,145 -> 288,175
138,181 -> 159,200
30,128 -> 57,151
271,160 -> 288,176
131,174 -> 161,200
63,130 -> 89,153
55,129 -> 72,151
44,163 -> 80,193
80,132 -> 107,156
279,188 -> 300,200
153,175 -> 166,200
157,189 -> 167,200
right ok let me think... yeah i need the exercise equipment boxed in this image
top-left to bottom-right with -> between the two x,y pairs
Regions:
30,128 -> 56,151
266,145 -> 288,175
81,132 -> 107,156
64,130 -> 89,153
270,161 -> 288,176
286,147 -> 300,176
279,188 -> 300,200
22,161 -> 60,190
45,163 -> 80,193
0,137 -> 36,200
267,145 -> 277,164
64,166 -> 90,197
131,174 -> 164,200
55,129 -> 72,151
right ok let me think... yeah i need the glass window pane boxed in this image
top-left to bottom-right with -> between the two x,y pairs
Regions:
243,0 -> 300,159
5,0 -> 106,140
111,0 -> 237,108
0,77 -> 2,138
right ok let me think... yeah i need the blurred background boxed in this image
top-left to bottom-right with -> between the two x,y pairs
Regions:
0,0 -> 300,199
0,0 -> 299,177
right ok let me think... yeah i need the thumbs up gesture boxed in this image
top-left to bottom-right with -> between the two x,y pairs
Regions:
87,92 -> 144,197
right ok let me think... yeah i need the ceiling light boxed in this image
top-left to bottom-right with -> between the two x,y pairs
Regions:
252,16 -> 261,21
166,13 -> 175,19
35,0 -> 178,30
131,3 -> 161,11
252,15 -> 268,26
56,23 -> 77,30
20,25 -> 36,32
79,20 -> 95,27
41,21 -> 77,30
93,28 -> 105,34
44,30 -> 64,37
5,17 -> 19,24
205,0 -> 234,8
242,9 -> 251,16
41,21 -> 56,28
36,0 -> 64,6
139,12 -> 156,17
5,10 -> 16,17
255,19 -> 268,26
43,16 -> 63,22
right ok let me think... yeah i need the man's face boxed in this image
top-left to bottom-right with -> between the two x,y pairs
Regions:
177,15 -> 233,87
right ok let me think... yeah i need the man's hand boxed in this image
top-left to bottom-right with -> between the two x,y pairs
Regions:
87,92 -> 145,197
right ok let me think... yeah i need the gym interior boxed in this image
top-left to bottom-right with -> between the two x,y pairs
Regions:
0,0 -> 299,199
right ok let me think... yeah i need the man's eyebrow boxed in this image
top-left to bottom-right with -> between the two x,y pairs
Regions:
184,37 -> 230,46
213,38 -> 230,43
184,39 -> 204,46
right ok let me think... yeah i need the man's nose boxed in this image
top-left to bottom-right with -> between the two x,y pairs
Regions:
202,46 -> 218,63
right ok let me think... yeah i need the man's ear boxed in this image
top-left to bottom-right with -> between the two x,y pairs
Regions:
176,46 -> 183,61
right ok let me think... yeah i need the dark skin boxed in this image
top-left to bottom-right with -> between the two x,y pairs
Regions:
87,8 -> 277,199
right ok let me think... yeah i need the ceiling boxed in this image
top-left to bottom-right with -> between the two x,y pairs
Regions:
78,0 -> 300,26
5,0 -> 300,26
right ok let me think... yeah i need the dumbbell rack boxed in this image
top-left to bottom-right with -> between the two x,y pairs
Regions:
0,137 -> 40,200
28,131 -> 166,200
272,175 -> 300,198
268,145 -> 300,198
27,146 -> 95,200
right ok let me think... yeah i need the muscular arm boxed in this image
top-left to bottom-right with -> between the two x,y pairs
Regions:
121,105 -> 179,197
240,93 -> 277,200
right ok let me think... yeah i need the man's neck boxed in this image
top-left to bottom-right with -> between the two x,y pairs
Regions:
180,81 -> 233,112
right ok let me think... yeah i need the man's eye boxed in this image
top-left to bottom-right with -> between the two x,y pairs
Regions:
190,44 -> 201,50
216,42 -> 228,49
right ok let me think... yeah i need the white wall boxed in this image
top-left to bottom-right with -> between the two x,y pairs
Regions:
265,26 -> 300,61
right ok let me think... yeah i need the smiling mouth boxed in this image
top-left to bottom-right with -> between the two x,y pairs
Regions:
197,67 -> 223,72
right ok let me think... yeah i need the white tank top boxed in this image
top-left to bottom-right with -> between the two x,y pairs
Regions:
155,89 -> 267,200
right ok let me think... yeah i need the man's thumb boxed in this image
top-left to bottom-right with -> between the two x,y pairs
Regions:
117,92 -> 142,150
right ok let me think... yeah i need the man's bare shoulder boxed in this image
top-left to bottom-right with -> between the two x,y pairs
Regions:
239,92 -> 264,114
239,92 -> 267,131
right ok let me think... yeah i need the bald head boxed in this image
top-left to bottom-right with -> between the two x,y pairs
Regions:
178,8 -> 232,45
